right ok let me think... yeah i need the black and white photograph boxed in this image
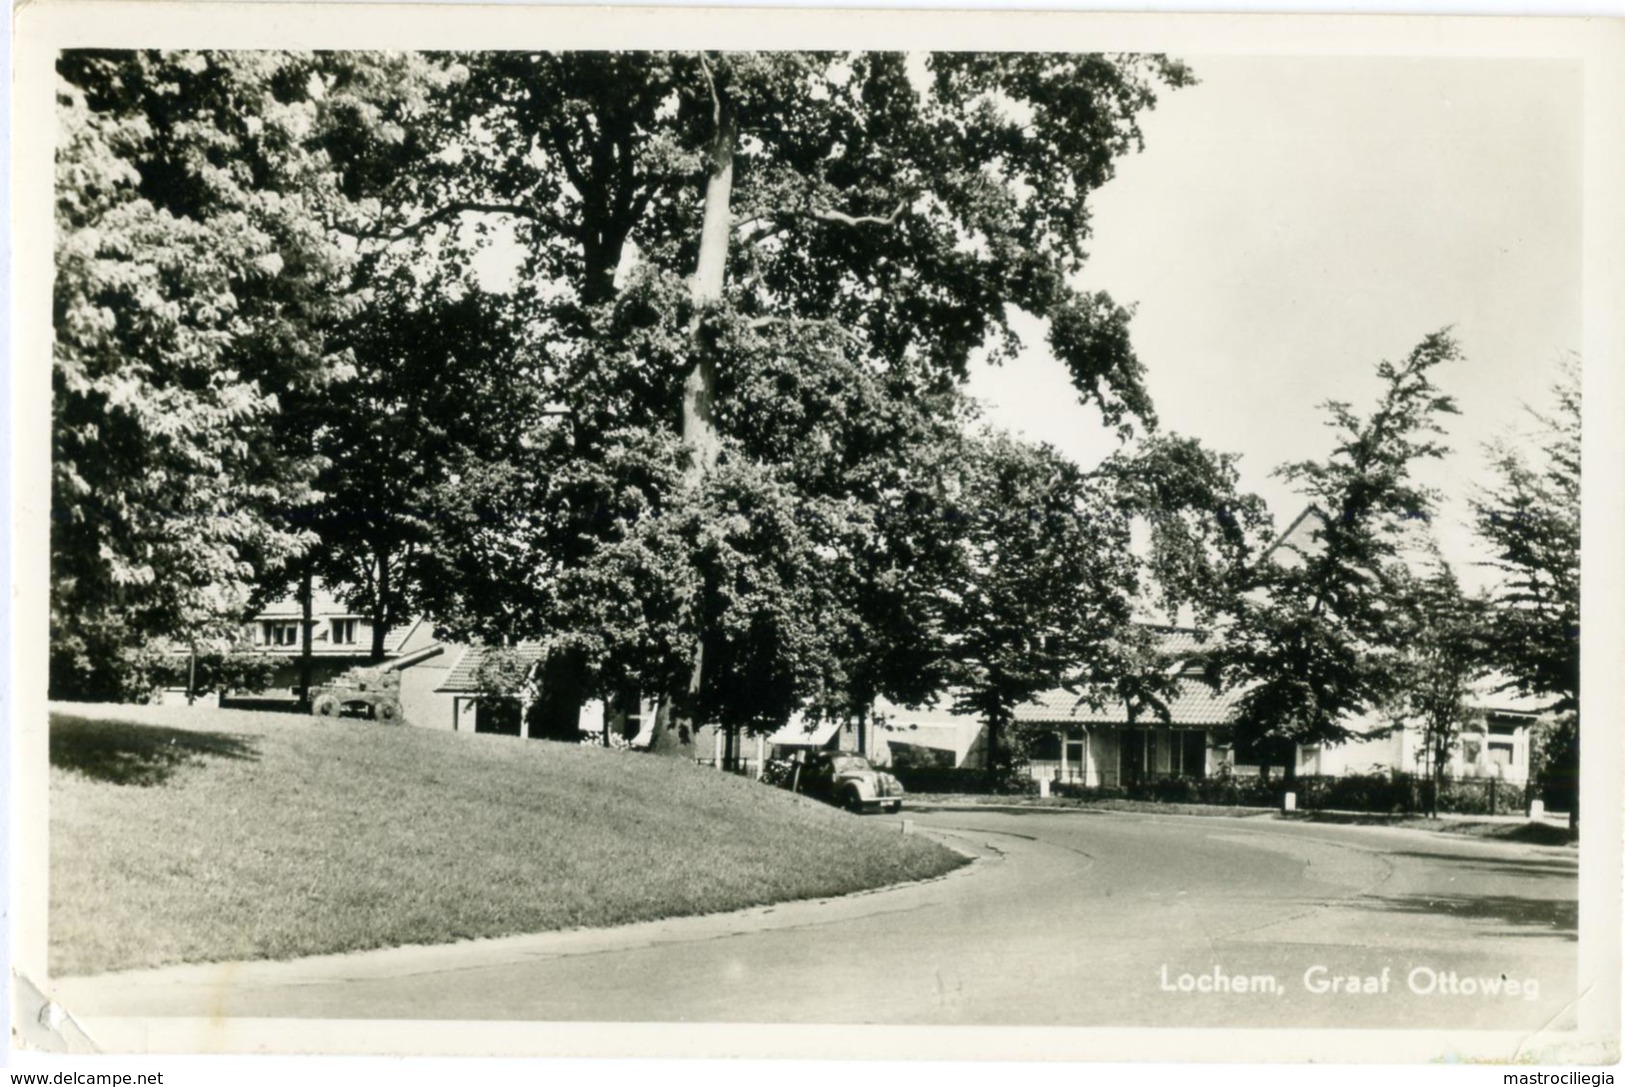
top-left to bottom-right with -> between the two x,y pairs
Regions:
7,2 -> 1623,1078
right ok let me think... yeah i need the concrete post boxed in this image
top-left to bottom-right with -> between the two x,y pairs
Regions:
1282,791 -> 1297,813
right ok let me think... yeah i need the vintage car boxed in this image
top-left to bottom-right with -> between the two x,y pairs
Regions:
796,750 -> 905,814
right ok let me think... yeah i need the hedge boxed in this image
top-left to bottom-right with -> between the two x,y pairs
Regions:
909,767 -> 1537,814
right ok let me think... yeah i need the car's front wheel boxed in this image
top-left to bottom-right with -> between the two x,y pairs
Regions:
843,788 -> 866,814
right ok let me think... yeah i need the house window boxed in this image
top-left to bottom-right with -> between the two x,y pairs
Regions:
263,621 -> 301,647
1065,729 -> 1086,783
332,618 -> 357,645
1028,731 -> 1062,761
1488,741 -> 1516,768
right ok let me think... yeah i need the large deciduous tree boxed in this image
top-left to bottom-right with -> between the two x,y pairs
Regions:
1051,434 -> 1272,737
1471,359 -> 1580,825
939,432 -> 1139,788
400,51 -> 1192,749
301,267 -> 542,662
52,50 -> 1195,745
54,50 -> 506,698
1220,331 -> 1463,774
52,50 -> 356,699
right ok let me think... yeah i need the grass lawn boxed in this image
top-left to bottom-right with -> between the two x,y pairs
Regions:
49,704 -> 965,977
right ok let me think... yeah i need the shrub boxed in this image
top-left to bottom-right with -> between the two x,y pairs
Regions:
887,743 -> 956,771
889,765 -> 1036,795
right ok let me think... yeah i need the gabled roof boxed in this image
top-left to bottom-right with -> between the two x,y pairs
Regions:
382,617 -> 430,656
436,643 -> 547,695
1260,505 -> 1328,569
766,716 -> 842,747
386,644 -> 446,671
1010,623 -> 1241,728
1015,675 -> 1245,728
1470,673 -> 1559,718
1136,625 -> 1215,660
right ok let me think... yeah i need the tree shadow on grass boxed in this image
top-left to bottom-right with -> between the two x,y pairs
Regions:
50,715 -> 259,786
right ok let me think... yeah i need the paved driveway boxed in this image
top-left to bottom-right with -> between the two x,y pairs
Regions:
52,808 -> 1578,1031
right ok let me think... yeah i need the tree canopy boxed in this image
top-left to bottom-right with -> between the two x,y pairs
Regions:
1384,545 -> 1488,812
52,49 -> 1219,753
52,51 -> 355,697
1219,331 -> 1463,761
344,50 -> 1196,742
1471,358 -> 1580,820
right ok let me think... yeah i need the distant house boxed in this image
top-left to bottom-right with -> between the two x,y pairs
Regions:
1014,630 -> 1239,786
864,494 -> 1552,788
1302,675 -> 1548,786
226,589 -> 444,713
224,500 -> 1548,787
429,642 -> 546,735
873,626 -> 1545,787
232,588 -> 438,692
873,698 -> 988,769
866,626 -> 1243,782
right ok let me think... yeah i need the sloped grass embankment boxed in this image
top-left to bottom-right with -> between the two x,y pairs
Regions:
50,704 -> 965,977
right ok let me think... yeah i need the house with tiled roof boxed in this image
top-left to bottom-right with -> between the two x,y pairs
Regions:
251,589 -> 437,659
432,642 -> 547,735
870,494 -> 1554,788
880,626 -> 1546,787
868,625 -> 1233,781
1013,639 -> 1242,786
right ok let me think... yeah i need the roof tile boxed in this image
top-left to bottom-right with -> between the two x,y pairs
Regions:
1015,677 -> 1243,727
437,643 -> 547,694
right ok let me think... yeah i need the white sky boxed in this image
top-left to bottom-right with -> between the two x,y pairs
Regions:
966,55 -> 1582,584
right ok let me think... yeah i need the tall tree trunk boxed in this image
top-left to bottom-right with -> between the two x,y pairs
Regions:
984,714 -> 1001,792
1433,741 -> 1447,819
680,104 -> 734,483
370,550 -> 390,663
649,77 -> 735,759
297,568 -> 314,709
535,646 -> 586,741
647,696 -> 691,755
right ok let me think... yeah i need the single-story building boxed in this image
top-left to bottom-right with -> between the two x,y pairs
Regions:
430,642 -> 548,735
870,626 -> 1546,788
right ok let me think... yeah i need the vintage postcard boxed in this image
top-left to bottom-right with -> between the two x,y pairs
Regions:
8,1 -> 1622,1076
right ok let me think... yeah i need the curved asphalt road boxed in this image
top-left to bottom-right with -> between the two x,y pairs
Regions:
53,808 -> 1578,1031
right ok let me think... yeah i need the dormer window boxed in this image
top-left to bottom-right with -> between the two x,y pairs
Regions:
332,618 -> 358,646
